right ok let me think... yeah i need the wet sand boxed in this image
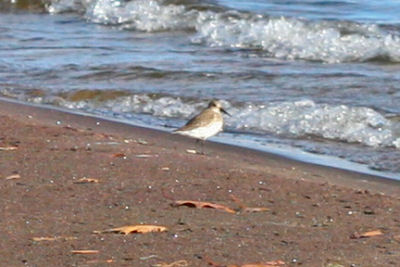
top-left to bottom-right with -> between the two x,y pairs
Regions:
1,98 -> 400,267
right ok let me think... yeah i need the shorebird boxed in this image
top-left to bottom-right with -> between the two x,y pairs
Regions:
173,100 -> 230,154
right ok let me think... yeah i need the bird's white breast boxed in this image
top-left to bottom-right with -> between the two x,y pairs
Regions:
177,120 -> 223,140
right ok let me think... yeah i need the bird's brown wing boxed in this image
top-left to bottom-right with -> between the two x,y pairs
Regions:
175,109 -> 219,132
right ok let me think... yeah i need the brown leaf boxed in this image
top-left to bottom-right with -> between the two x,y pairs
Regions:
240,261 -> 286,267
242,207 -> 270,213
74,177 -> 99,184
230,195 -> 269,213
32,236 -> 77,242
71,250 -> 99,255
360,230 -> 383,238
62,126 -> 79,132
95,225 -> 168,235
174,200 -> 236,214
0,146 -> 18,151
351,229 -> 383,239
86,259 -> 114,264
152,260 -> 188,267
5,174 -> 21,180
112,153 -> 126,158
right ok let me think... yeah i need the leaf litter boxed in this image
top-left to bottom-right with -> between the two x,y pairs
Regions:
173,200 -> 236,214
71,250 -> 99,255
351,229 -> 383,239
74,177 -> 100,184
5,174 -> 21,180
152,260 -> 188,267
172,196 -> 269,214
94,224 -> 168,235
32,236 -> 77,242
230,195 -> 269,213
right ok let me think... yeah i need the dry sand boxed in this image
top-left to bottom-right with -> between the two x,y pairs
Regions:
1,98 -> 400,267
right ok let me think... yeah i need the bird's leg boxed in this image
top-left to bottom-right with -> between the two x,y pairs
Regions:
196,139 -> 205,155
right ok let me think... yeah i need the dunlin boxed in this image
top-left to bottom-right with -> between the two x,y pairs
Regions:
173,100 -> 230,153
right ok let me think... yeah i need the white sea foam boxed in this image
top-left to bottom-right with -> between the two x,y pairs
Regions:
46,0 -> 400,63
228,99 -> 398,148
21,91 -> 399,149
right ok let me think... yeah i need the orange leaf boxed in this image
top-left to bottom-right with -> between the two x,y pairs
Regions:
32,236 -> 77,242
112,153 -> 126,158
5,174 -> 21,180
351,229 -> 383,239
174,200 -> 236,214
96,224 -> 168,235
86,259 -> 114,264
153,260 -> 189,267
71,250 -> 99,255
360,230 -> 383,238
74,177 -> 99,184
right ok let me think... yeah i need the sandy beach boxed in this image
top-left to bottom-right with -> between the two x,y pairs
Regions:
1,98 -> 400,267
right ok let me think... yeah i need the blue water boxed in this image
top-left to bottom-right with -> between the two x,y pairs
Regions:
0,0 -> 400,178
219,0 -> 400,23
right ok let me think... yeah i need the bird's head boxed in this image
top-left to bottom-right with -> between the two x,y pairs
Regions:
208,100 -> 230,116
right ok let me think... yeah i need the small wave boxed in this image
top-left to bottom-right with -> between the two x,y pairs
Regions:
44,0 -> 400,63
18,90 -> 400,149
229,99 -> 399,148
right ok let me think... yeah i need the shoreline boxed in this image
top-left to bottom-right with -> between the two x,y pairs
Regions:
1,97 -> 399,194
2,97 -> 400,266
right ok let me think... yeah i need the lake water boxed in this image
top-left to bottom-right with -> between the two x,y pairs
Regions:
1,0 -> 400,179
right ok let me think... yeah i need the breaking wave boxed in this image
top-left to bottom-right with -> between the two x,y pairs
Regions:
43,0 -> 400,63
14,90 -> 400,149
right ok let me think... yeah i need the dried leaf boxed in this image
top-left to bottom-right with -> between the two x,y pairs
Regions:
112,153 -> 126,158
63,126 -> 79,132
5,174 -> 21,180
95,225 -> 168,235
230,195 -> 269,213
242,207 -> 269,213
86,259 -> 114,264
360,230 -> 383,238
351,229 -> 383,239
71,250 -> 99,255
152,260 -> 188,267
0,146 -> 18,151
74,177 -> 99,184
174,200 -> 236,214
32,236 -> 77,242
240,261 -> 286,267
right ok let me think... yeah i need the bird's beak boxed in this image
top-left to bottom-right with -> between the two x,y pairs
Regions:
220,108 -> 231,117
